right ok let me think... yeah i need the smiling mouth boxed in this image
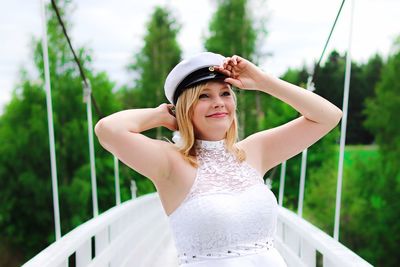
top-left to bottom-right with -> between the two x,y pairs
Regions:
207,113 -> 228,118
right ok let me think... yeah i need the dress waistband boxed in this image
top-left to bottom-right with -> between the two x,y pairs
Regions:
177,238 -> 274,265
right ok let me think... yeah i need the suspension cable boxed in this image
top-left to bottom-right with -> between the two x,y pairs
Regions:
311,0 -> 346,84
50,0 -> 104,118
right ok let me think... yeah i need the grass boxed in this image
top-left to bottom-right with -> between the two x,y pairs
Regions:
338,144 -> 379,168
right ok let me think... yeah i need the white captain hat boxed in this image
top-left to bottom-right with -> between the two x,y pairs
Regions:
164,52 -> 228,105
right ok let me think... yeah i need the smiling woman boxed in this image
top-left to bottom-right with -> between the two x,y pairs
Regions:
95,51 -> 342,266
173,78 -> 245,169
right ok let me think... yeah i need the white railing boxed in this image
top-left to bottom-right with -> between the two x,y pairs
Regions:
22,193 -> 178,267
23,193 -> 373,267
275,208 -> 373,267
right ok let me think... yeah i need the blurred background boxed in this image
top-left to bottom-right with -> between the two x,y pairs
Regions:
0,0 -> 399,266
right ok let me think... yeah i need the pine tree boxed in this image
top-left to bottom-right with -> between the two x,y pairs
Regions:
126,6 -> 181,140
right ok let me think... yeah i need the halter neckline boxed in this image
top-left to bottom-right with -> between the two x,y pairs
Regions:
195,139 -> 225,150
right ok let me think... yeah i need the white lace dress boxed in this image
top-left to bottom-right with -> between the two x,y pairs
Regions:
167,139 -> 287,266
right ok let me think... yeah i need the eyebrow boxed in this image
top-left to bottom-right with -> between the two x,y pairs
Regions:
202,85 -> 230,92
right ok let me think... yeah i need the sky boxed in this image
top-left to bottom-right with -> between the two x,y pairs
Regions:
0,0 -> 399,115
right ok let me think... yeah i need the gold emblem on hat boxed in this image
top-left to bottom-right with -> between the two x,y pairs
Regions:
209,66 -> 214,72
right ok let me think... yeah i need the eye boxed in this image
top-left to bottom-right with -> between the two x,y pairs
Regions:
222,91 -> 231,96
199,94 -> 208,98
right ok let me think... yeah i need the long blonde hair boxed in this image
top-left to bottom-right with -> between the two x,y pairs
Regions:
174,82 -> 246,167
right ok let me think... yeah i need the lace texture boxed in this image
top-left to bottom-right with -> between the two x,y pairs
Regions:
168,139 -> 279,265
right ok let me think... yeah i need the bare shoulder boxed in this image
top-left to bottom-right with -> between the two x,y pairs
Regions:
157,140 -> 193,178
237,116 -> 339,174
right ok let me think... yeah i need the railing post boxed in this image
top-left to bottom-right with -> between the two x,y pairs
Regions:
40,0 -> 61,241
297,148 -> 307,217
76,239 -> 91,267
334,0 -> 355,241
95,227 -> 109,257
83,80 -> 99,217
300,238 -> 316,267
278,161 -> 286,206
114,156 -> 121,205
265,177 -> 272,189
131,180 -> 137,199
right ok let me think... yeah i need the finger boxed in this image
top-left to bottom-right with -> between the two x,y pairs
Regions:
214,66 -> 231,76
232,55 -> 238,65
234,55 -> 242,65
228,57 -> 235,65
224,77 -> 241,88
224,57 -> 232,68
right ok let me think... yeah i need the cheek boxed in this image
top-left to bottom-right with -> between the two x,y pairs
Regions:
194,103 -> 208,115
192,104 -> 207,124
226,99 -> 236,111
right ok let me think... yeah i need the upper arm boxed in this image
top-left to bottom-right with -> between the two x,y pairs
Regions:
241,116 -> 339,173
95,122 -> 172,182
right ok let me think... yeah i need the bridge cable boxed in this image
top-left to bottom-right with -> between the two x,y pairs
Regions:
50,0 -> 104,119
311,0 -> 346,85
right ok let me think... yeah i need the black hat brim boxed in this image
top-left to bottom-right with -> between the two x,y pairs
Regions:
173,67 -> 228,105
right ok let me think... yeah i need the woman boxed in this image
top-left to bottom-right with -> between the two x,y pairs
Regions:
95,52 -> 342,266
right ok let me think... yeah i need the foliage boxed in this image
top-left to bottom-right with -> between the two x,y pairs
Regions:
0,1 -> 119,264
362,43 -> 400,266
0,0 -> 398,266
124,6 -> 181,140
314,51 -> 382,144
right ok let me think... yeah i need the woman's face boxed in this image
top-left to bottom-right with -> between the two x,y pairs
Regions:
191,81 -> 236,141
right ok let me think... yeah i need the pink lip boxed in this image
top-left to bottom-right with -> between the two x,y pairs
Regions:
207,113 -> 228,118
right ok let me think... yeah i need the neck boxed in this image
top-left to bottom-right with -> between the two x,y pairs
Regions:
195,134 -> 226,141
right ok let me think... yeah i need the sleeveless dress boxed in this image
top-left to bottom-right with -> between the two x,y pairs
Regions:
167,139 -> 287,267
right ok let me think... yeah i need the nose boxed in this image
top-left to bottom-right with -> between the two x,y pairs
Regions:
213,95 -> 225,108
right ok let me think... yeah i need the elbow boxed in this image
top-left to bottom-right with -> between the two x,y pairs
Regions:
94,118 -> 112,141
94,119 -> 104,137
335,106 -> 343,121
94,119 -> 113,152
330,108 -> 343,126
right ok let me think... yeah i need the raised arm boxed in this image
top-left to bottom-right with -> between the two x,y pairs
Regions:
216,55 -> 343,173
94,104 -> 177,182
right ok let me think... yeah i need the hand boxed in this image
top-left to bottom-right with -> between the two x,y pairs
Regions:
214,55 -> 264,90
157,103 -> 178,131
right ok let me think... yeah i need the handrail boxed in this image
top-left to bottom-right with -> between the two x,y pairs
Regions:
276,207 -> 373,267
22,194 -> 169,267
23,193 -> 373,267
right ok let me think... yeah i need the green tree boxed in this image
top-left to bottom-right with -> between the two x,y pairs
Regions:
125,6 -> 181,140
354,53 -> 383,143
362,38 -> 400,266
340,149 -> 382,265
314,50 -> 379,144
0,1 -> 120,264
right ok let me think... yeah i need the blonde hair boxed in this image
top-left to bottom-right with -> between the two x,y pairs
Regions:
174,82 -> 246,167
